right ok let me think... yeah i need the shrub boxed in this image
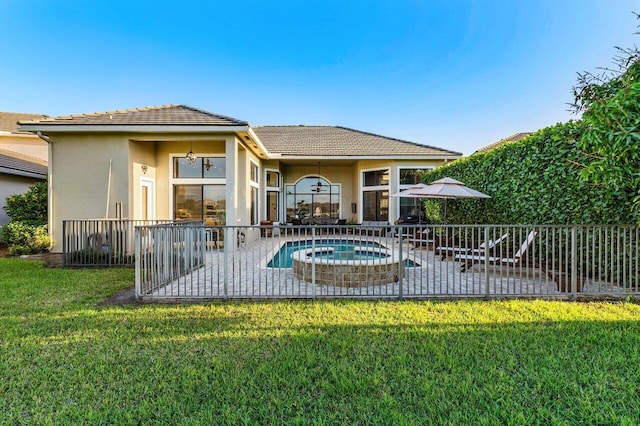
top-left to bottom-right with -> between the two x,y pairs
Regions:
2,221 -> 51,255
3,181 -> 47,226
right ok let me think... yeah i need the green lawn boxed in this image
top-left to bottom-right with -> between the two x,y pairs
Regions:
1,258 -> 640,424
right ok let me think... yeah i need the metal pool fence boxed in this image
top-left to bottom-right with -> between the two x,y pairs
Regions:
62,219 -> 187,266
134,223 -> 640,301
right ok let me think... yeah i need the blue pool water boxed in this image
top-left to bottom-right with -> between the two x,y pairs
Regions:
267,239 -> 417,268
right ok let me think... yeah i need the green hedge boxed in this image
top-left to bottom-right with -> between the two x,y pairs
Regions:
423,121 -> 634,225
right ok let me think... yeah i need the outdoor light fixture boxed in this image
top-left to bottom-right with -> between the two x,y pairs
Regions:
311,162 -> 326,192
141,164 -> 148,174
185,141 -> 197,165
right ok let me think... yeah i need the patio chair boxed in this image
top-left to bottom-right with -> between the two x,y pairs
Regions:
356,221 -> 388,237
395,226 -> 434,248
454,230 -> 537,273
436,231 -> 509,260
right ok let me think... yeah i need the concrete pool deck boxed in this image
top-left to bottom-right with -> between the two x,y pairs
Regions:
146,233 -> 625,300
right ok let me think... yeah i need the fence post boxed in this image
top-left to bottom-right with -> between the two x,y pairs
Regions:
571,226 -> 578,299
62,221 -> 67,267
398,225 -> 404,300
135,226 -> 141,300
108,221 -> 113,267
223,227 -> 229,300
311,227 -> 316,298
484,226 -> 490,298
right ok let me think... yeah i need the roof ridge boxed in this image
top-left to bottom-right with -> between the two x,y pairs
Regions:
177,105 -> 248,125
254,125 -> 335,128
20,104 -> 178,123
19,104 -> 249,126
334,126 -> 463,156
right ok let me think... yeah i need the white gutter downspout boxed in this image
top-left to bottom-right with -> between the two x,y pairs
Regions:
36,131 -> 52,144
35,131 -> 54,252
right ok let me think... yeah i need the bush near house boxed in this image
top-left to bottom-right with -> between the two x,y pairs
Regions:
2,181 -> 50,254
422,122 -> 634,225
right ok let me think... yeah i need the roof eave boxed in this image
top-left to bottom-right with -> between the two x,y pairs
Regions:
18,124 -> 251,133
0,166 -> 47,179
272,154 -> 462,160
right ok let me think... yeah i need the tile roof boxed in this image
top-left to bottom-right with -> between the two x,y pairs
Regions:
474,132 -> 532,154
19,105 -> 247,127
0,112 -> 49,133
0,148 -> 47,178
253,126 -> 461,157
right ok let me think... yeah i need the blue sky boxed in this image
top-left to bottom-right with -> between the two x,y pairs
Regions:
0,0 -> 637,154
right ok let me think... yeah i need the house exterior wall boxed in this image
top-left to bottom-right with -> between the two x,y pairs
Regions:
48,133 -> 130,252
43,125 -> 452,252
0,133 -> 48,162
129,140 -> 156,220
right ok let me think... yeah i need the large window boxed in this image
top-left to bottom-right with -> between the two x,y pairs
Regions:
398,167 -> 432,221
362,169 -> 390,222
174,184 -> 226,224
266,170 -> 280,222
174,157 -> 225,178
250,161 -> 259,225
399,168 -> 424,185
285,177 -> 340,223
363,190 -> 389,221
173,155 -> 226,225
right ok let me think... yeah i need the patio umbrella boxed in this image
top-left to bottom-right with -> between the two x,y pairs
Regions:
390,183 -> 430,198
390,183 -> 431,223
396,177 -> 491,224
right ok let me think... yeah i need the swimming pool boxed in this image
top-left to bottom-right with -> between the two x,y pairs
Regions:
267,239 -> 417,268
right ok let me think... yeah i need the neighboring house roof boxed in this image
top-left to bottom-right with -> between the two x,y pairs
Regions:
253,125 -> 461,157
18,104 -> 247,127
474,132 -> 532,154
0,148 -> 47,179
0,112 -> 49,133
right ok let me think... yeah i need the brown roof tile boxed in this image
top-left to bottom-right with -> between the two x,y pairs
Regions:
474,132 -> 532,153
0,149 -> 47,177
254,126 -> 461,157
19,105 -> 247,127
0,112 -> 49,133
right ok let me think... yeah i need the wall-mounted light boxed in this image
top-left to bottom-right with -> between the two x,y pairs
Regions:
185,141 -> 197,165
141,164 -> 148,174
204,158 -> 213,171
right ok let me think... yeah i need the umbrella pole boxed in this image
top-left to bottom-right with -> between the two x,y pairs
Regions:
443,199 -> 447,225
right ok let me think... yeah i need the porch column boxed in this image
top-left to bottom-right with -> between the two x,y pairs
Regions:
225,137 -> 238,226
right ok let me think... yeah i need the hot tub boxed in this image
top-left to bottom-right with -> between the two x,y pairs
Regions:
291,246 -> 407,287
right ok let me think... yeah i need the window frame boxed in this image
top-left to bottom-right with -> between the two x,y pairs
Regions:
170,153 -> 226,222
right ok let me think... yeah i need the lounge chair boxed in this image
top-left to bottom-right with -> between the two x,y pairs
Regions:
396,226 -> 434,247
454,230 -> 537,273
357,221 -> 388,236
436,232 -> 509,260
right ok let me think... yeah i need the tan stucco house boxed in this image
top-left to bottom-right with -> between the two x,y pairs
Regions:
0,112 -> 48,234
18,105 -> 462,253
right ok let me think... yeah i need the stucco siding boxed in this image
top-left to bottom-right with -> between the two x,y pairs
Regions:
49,134 -> 130,252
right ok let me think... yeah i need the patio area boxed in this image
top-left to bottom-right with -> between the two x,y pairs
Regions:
136,225 -> 632,300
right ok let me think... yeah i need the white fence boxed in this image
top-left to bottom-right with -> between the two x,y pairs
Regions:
134,223 -> 640,301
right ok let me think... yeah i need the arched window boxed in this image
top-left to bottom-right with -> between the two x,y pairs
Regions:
285,177 -> 340,223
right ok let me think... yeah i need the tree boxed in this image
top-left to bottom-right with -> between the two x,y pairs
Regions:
571,14 -> 640,221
